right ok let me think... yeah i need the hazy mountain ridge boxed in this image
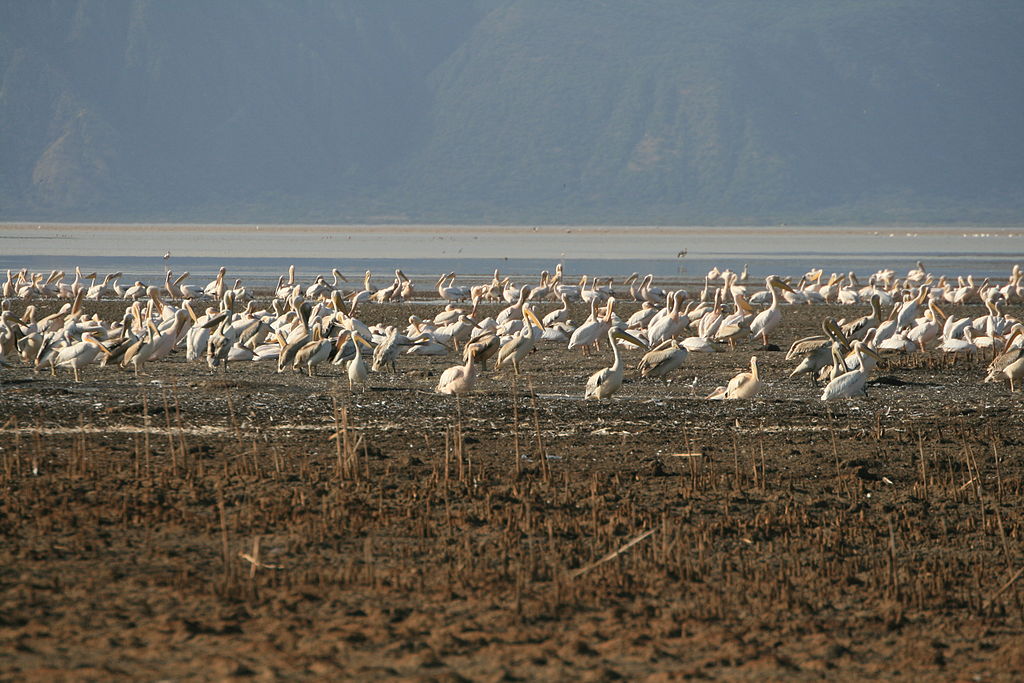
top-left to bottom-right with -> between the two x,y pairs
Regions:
2,1 -> 1022,223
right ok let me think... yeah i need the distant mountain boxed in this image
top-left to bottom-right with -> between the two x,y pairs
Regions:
2,1 -> 1023,224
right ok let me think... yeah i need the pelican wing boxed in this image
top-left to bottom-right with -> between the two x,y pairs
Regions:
785,335 -> 828,359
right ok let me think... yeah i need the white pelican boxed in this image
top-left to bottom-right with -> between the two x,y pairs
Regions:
463,331 -> 500,370
494,307 -> 544,375
543,294 -> 572,327
940,329 -> 977,361
787,319 -> 848,385
681,336 -> 720,353
203,267 -> 228,299
749,276 -> 795,346
276,265 -> 299,299
984,329 -> 1024,391
584,328 -> 646,400
820,341 -> 882,400
120,320 -> 161,376
54,333 -> 111,382
347,332 -> 370,390
841,294 -> 883,341
636,339 -> 687,383
626,301 -> 658,330
86,272 -> 122,300
436,272 -> 470,302
569,297 -> 616,355
349,271 -> 379,312
436,347 -> 479,395
896,287 -> 930,330
176,272 -> 206,300
906,302 -> 944,351
906,260 -> 928,284
496,286 -> 530,326
646,292 -> 688,346
711,355 -> 761,399
293,327 -> 333,376
724,358 -> 765,401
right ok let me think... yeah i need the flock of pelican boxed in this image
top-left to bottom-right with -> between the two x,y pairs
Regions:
1,260 -> 1023,401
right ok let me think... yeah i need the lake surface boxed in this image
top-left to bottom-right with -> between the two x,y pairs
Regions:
1,223 -> 1021,287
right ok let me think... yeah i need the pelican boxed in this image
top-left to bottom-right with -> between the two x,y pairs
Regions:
906,302 -> 944,351
437,272 -> 470,302
494,307 -> 544,375
347,332 -> 370,390
636,339 -> 688,383
569,297 -> 616,355
646,291 -> 688,346
543,294 -> 572,327
707,356 -> 761,400
86,272 -> 122,300
787,319 -> 849,385
820,341 -> 882,400
54,333 -> 111,382
984,329 -> 1024,391
896,287 -> 930,330
292,326 -> 333,376
203,266 -> 228,299
749,276 -> 795,346
120,320 -> 161,376
349,271 -> 378,312
841,294 -> 883,341
584,329 -> 646,400
436,347 -> 479,395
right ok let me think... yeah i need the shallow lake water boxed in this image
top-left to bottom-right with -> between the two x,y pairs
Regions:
1,222 -> 1021,286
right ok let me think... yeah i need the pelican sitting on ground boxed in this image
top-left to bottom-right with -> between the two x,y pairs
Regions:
585,328 -> 647,400
636,339 -> 688,383
707,356 -> 761,400
820,341 -> 882,400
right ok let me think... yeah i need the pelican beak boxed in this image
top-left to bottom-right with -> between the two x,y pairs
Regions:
773,278 -> 795,293
87,337 -> 112,356
825,318 -> 853,349
612,329 -> 648,351
930,302 -> 946,321
860,344 -> 883,362
525,308 -> 545,331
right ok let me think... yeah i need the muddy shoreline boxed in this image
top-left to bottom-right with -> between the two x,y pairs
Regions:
2,296 -> 1023,679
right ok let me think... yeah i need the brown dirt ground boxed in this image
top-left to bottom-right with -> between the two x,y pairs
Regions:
2,293 -> 1023,681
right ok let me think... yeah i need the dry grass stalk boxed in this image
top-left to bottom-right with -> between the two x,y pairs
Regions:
569,528 -> 656,579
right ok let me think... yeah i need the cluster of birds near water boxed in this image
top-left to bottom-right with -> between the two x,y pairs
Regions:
2,260 -> 1023,401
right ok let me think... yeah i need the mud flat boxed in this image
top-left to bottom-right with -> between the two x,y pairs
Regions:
2,298 -> 1023,679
